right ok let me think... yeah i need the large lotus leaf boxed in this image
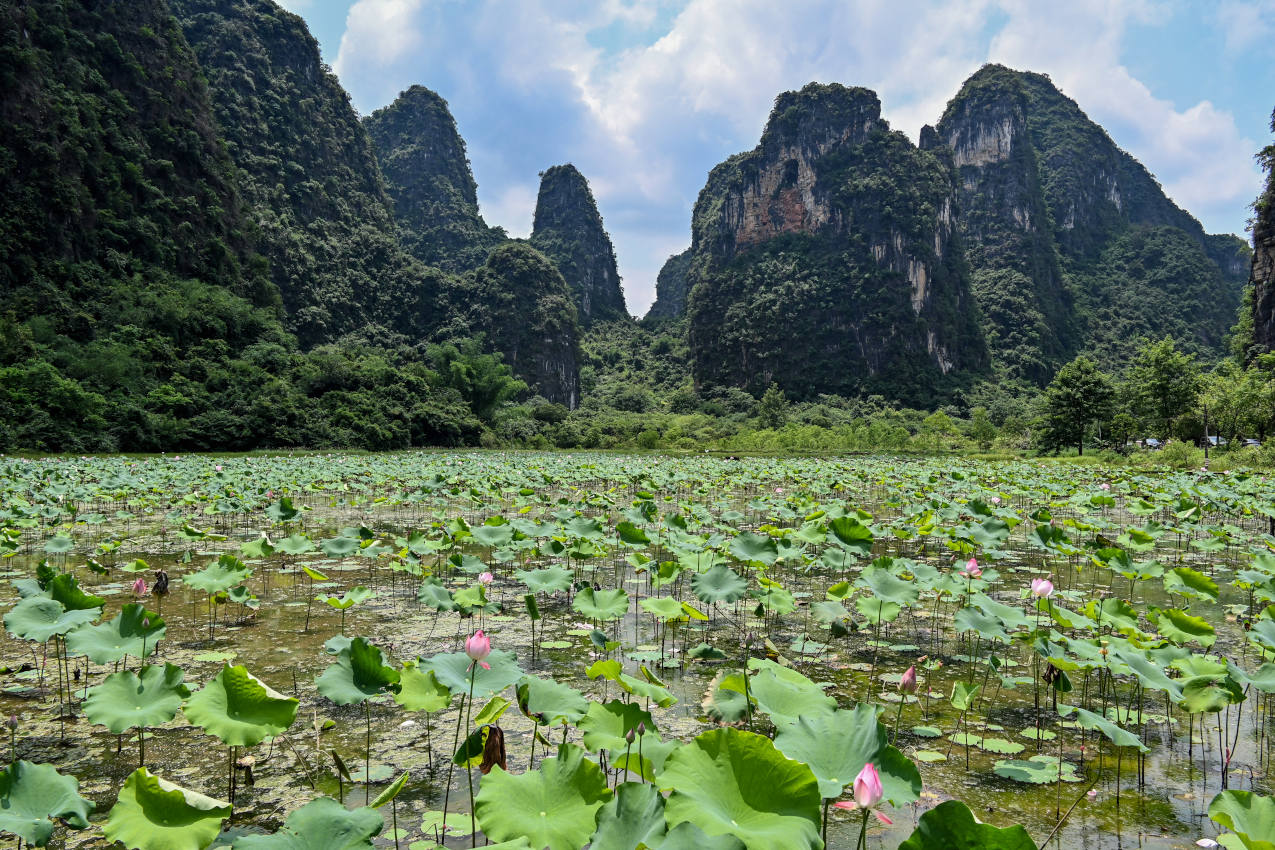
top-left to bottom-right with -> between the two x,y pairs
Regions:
1156,608 -> 1216,648
774,705 -> 921,802
897,800 -> 1038,850
234,797 -> 383,850
1058,704 -> 1148,752
577,700 -> 675,772
474,744 -> 612,850
473,524 -> 514,548
186,665 -> 298,745
747,660 -> 835,727
828,517 -> 874,556
1180,674 -> 1245,714
66,603 -> 165,663
641,596 -> 686,621
515,567 -> 573,594
416,578 -> 457,612
854,596 -> 901,624
46,573 -> 105,611
590,782 -> 665,850
275,533 -> 315,555
0,760 -> 93,846
566,517 -> 606,540
992,755 -> 1082,784
616,521 -> 651,545
1163,567 -> 1219,603
517,675 -> 589,726
1110,648 -> 1183,700
692,566 -> 748,604
572,587 -> 629,621
654,821 -> 747,850
5,597 -> 98,643
103,768 -> 231,850
423,648 -> 522,698
657,728 -> 821,850
316,639 -> 400,706
83,664 -> 189,734
320,536 -> 361,557
729,532 -> 778,565
704,672 -> 752,723
394,663 -> 453,713
953,607 -> 1010,643
319,586 -> 373,610
183,555 -> 251,595
1208,790 -> 1275,850
859,565 -> 918,606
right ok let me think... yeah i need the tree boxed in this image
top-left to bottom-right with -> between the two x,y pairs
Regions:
1038,356 -> 1115,455
757,383 -> 789,429
1127,337 -> 1202,438
967,406 -> 997,451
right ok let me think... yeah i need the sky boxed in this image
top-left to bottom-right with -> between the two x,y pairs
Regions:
278,0 -> 1275,317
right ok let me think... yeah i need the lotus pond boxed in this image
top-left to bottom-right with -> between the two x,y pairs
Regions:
1,451 -> 1274,850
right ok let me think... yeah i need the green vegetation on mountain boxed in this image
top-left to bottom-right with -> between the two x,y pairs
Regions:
363,85 -> 505,274
530,165 -> 629,325
685,83 -> 987,405
173,0 -> 444,346
644,249 -> 692,321
1250,108 -> 1275,356
933,65 -> 1249,383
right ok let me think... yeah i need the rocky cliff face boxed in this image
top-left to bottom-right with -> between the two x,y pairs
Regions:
934,65 -> 1249,374
644,249 -> 692,320
530,165 -> 629,325
466,243 -> 581,407
363,86 -> 505,274
685,83 -> 986,404
1252,114 -> 1275,354
927,69 -> 1074,384
174,0 -> 443,345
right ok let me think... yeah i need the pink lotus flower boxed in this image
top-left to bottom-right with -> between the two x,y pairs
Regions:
833,762 -> 893,824
132,577 -> 148,597
1031,578 -> 1054,598
478,572 -> 493,586
960,557 -> 981,579
899,666 -> 918,695
1100,483 -> 1110,491
214,464 -> 223,472
465,630 -> 491,670
990,496 -> 1001,505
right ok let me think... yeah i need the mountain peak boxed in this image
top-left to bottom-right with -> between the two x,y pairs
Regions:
531,164 -> 628,325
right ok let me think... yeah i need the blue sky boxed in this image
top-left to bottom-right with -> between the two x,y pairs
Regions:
279,0 -> 1275,316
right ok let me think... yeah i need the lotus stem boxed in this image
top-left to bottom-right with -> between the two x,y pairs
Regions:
466,662 -> 477,848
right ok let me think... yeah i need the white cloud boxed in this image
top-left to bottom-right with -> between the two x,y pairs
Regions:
329,0 -> 1264,315
1218,0 -> 1275,53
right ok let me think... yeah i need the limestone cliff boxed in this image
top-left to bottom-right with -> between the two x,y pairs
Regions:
175,0 -> 444,346
466,243 -> 582,408
934,65 -> 1249,374
363,85 -> 505,273
1252,111 -> 1275,355
685,83 -> 987,404
644,249 -> 693,321
530,165 -> 629,325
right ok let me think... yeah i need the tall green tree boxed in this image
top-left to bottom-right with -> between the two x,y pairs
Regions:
1126,337 -> 1203,438
757,383 -> 789,430
1038,356 -> 1115,455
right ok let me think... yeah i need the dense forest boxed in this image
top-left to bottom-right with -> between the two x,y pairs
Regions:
1,0 -> 1272,462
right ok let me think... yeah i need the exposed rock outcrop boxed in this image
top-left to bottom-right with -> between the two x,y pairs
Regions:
363,85 -> 505,274
1252,113 -> 1275,354
530,165 -> 629,325
644,249 -> 693,321
684,83 -> 987,404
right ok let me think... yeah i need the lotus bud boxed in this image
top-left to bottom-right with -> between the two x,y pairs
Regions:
5,715 -> 16,730
625,727 -> 636,744
852,762 -> 884,809
899,666 -> 918,695
1030,578 -> 1054,598
637,721 -> 646,736
465,630 -> 491,670
132,577 -> 148,597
